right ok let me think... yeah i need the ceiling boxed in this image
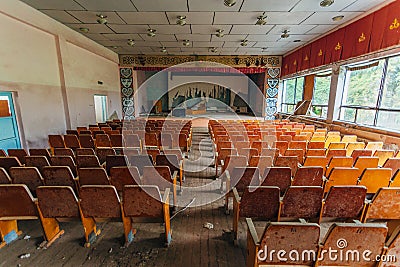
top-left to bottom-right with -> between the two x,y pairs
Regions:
20,0 -> 390,56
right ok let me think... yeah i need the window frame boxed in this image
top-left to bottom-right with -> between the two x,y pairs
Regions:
280,76 -> 304,113
310,71 -> 332,118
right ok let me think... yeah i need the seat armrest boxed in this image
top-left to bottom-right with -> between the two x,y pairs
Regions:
172,171 -> 178,181
233,187 -> 241,203
246,218 -> 260,245
163,188 -> 171,204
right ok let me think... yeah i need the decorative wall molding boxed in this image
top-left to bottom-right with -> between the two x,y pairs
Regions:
119,67 -> 135,120
119,55 -> 282,69
265,66 -> 281,120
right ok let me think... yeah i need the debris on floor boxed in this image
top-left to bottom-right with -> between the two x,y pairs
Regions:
19,253 -> 30,259
203,222 -> 214,229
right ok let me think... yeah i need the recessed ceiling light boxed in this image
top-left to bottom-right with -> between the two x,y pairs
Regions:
79,27 -> 89,33
281,30 -> 290,38
293,39 -> 301,42
160,47 -> 167,53
262,47 -> 268,51
320,0 -> 334,7
216,29 -> 225,38
96,14 -> 108,24
176,16 -> 187,26
127,39 -> 135,46
256,15 -> 267,25
147,29 -> 156,37
332,15 -> 344,21
183,40 -> 190,46
224,0 -> 236,7
240,39 -> 248,46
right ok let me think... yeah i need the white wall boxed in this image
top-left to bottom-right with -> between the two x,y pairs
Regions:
0,0 -> 121,148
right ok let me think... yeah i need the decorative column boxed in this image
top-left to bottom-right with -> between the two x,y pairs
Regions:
265,57 -> 281,120
119,67 -> 135,120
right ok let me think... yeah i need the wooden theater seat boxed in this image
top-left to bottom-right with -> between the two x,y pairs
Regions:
261,167 -> 292,194
284,148 -> 304,164
48,135 -> 65,151
248,156 -> 273,174
0,150 -> 6,157
382,158 -> 400,176
105,155 -> 128,175
143,148 -> 161,163
316,223 -> 387,267
0,185 -> 39,248
293,166 -> 324,187
142,166 -> 177,207
124,134 -> 142,149
25,156 -> 50,173
326,149 -> 346,162
325,167 -> 360,193
362,187 -> 400,227
42,166 -> 77,192
232,186 -> 280,243
63,134 -> 81,150
95,134 -> 112,148
129,155 -> 153,176
275,156 -> 298,176
365,141 -> 384,153
280,186 -> 323,221
9,167 -> 44,196
246,220 -> 320,267
78,167 -> 110,186
351,149 -> 373,163
0,156 -> 22,172
7,149 -> 28,165
379,226 -> 400,267
36,186 -> 81,248
156,154 -> 183,187
308,141 -> 325,149
353,156 -> 379,177
325,156 -> 353,176
374,150 -> 395,166
109,166 -> 141,193
260,148 -> 279,162
358,168 -> 392,194
76,148 -> 95,156
76,155 -> 101,169
122,185 -> 172,246
306,149 -> 326,156
144,132 -> 159,148
225,167 -> 260,214
320,185 -> 367,223
79,185 -> 123,247
96,147 -> 116,165
78,135 -> 95,149
50,156 -> 77,177
110,134 -> 124,148
272,141 -> 288,155
53,148 -> 75,159
346,142 -> 366,156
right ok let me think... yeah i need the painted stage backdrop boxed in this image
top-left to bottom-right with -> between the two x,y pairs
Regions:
169,83 -> 233,109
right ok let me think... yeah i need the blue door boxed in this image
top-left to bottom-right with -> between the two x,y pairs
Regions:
0,92 -> 21,150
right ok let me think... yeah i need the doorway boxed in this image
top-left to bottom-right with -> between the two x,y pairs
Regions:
94,95 -> 108,123
0,92 -> 21,149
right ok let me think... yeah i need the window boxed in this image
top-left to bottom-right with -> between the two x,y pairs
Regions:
281,77 -> 304,113
339,54 -> 400,131
311,72 -> 331,118
94,95 -> 107,123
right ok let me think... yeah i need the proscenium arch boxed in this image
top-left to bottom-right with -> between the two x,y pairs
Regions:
133,61 -> 266,117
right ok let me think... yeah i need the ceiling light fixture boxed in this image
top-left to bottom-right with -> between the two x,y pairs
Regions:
176,16 -> 187,26
96,14 -> 108,24
262,47 -> 268,51
160,47 -> 167,53
183,39 -> 190,46
224,0 -> 236,7
281,30 -> 290,38
147,29 -> 156,37
79,27 -> 89,33
256,15 -> 267,25
209,47 -> 218,53
240,39 -> 248,46
332,15 -> 344,21
127,39 -> 135,46
293,39 -> 301,42
216,29 -> 225,38
320,0 -> 334,7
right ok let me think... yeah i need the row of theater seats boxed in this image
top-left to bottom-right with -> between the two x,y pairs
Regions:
0,184 -> 172,248
210,119 -> 400,266
0,152 -> 184,194
246,218 -> 398,267
224,166 -> 400,237
48,118 -> 193,153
